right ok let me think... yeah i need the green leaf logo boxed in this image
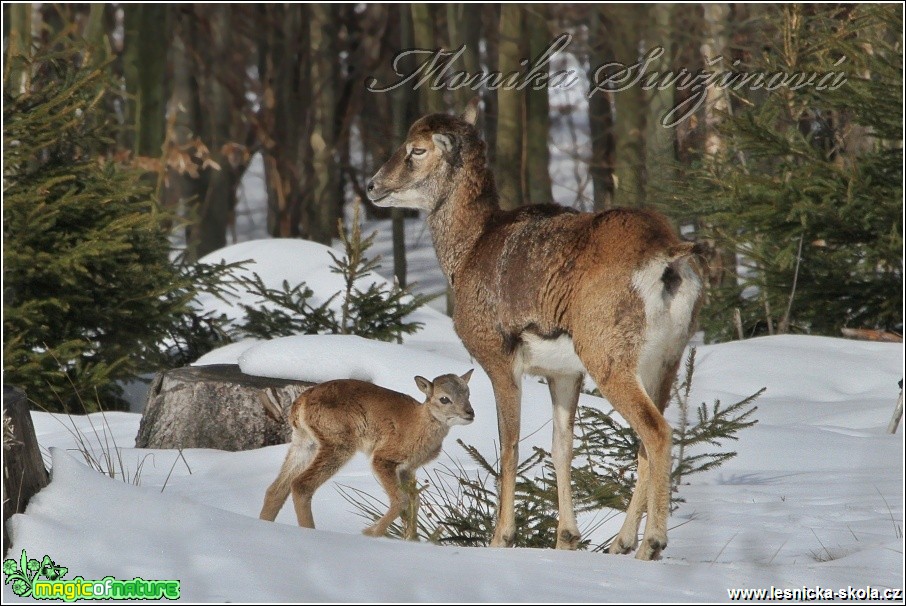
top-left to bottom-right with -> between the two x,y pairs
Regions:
3,550 -> 70,596
11,578 -> 29,596
2,550 -> 33,597
40,555 -> 67,581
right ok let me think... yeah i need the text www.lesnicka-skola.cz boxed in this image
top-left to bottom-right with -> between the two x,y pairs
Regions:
728,586 -> 902,601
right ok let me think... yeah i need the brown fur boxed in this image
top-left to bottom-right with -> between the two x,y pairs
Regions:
259,372 -> 474,537
368,105 -> 705,559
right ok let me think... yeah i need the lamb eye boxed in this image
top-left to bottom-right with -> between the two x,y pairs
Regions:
439,396 -> 451,404
411,148 -> 426,157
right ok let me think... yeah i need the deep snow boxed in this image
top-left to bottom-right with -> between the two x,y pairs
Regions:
4,238 -> 904,602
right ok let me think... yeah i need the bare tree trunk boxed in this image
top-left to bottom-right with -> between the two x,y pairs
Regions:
123,5 -> 168,158
167,14 -> 204,246
259,6 -> 286,237
411,3 -> 444,115
701,3 -> 730,158
673,4 -> 705,166
588,7 -> 615,210
358,4 -> 395,190
260,4 -> 308,238
84,3 -> 108,63
447,4 -> 481,111
191,5 -> 238,259
292,6 -> 314,240
309,4 -> 340,244
700,3 -> 738,290
525,6 -> 552,205
609,4 -> 648,208
392,5 -> 414,289
482,5 -> 500,167
496,5 -> 524,210
5,3 -> 32,96
645,4 -> 676,200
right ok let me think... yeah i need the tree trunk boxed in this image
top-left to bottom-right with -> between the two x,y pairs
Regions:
673,4 -> 705,166
309,4 -> 340,244
482,5 -> 500,167
391,91 -> 409,290
496,5 -> 525,210
3,386 -> 49,554
525,6 -> 552,205
123,4 -> 168,158
700,3 -> 738,290
189,5 -> 239,259
645,3 -> 676,200
167,13 -> 204,247
260,4 -> 308,239
587,7 -> 616,210
446,4 -> 482,111
358,3 -> 396,204
609,4 -> 648,207
135,365 -> 312,451
5,3 -> 32,97
391,7 -> 412,290
701,3 -> 730,158
411,3 -> 444,115
84,3 -> 108,64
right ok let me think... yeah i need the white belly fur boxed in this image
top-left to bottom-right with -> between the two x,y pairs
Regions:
518,333 -> 586,377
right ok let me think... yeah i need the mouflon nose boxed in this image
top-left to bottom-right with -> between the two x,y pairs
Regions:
367,180 -> 376,193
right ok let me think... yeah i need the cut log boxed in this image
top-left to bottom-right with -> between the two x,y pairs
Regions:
135,365 -> 311,451
840,327 -> 903,343
3,386 -> 49,555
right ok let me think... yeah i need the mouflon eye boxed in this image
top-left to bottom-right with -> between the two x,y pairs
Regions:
439,396 -> 451,404
411,148 -> 426,156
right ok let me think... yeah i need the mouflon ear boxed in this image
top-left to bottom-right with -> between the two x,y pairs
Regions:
432,132 -> 455,154
461,97 -> 479,125
414,375 -> 433,397
460,369 -> 474,384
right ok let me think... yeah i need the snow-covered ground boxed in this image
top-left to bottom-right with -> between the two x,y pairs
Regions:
5,237 -> 904,602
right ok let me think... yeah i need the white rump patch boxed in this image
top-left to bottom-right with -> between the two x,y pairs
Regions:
288,424 -> 319,472
632,258 -> 702,399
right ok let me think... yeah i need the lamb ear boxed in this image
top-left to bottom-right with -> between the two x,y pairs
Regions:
414,375 -> 433,397
461,97 -> 479,125
460,369 -> 474,384
432,133 -> 455,154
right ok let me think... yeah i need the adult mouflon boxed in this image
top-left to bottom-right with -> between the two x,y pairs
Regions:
366,100 -> 705,560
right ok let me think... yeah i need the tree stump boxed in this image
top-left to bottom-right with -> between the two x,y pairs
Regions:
4,386 -> 49,555
135,365 -> 311,451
